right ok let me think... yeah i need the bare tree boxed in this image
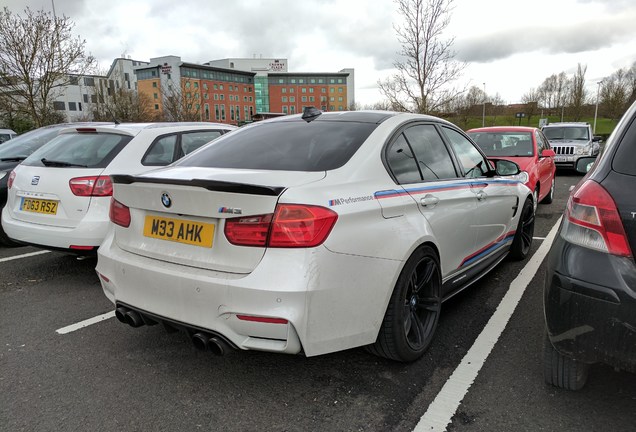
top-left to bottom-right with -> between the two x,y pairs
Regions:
161,78 -> 202,122
88,69 -> 156,122
538,72 -> 569,116
568,64 -> 588,121
452,85 -> 483,129
600,69 -> 629,121
0,7 -> 96,127
379,0 -> 464,114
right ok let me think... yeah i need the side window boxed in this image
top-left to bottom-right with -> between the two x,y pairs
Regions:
535,131 -> 546,154
142,135 -> 177,166
442,126 -> 489,178
180,130 -> 223,156
386,134 -> 422,184
403,125 -> 457,181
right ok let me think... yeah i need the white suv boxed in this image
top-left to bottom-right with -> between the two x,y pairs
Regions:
2,122 -> 235,253
541,122 -> 600,169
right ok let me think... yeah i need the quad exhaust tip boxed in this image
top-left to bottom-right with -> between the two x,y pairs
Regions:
115,307 -> 232,356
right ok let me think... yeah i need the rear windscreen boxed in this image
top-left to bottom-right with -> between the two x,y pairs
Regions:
22,132 -> 132,168
176,120 -> 378,171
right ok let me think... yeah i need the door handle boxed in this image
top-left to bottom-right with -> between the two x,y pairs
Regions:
476,191 -> 487,201
420,194 -> 439,207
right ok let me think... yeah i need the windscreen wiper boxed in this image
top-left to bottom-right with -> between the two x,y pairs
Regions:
0,156 -> 26,162
41,158 -> 88,168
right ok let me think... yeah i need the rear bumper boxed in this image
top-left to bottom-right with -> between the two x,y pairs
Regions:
1,204 -> 110,250
544,235 -> 636,372
96,230 -> 402,357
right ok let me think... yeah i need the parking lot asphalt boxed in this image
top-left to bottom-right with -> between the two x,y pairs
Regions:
1,171 -> 635,432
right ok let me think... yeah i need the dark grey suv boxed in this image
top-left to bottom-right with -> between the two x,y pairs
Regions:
543,101 -> 636,390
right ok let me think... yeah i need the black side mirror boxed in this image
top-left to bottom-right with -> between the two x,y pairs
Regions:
575,157 -> 596,174
488,159 -> 521,176
593,136 -> 602,142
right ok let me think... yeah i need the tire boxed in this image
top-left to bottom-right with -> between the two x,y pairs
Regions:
543,334 -> 590,391
541,178 -> 555,204
367,245 -> 442,362
508,197 -> 534,261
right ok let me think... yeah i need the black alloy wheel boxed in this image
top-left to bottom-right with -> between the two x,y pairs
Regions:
509,197 -> 535,260
368,245 -> 442,362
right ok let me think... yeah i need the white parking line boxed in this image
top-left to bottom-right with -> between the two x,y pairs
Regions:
533,237 -> 547,240
0,250 -> 50,263
56,311 -> 115,335
413,217 -> 562,432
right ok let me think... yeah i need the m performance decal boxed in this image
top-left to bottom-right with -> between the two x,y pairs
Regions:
458,231 -> 516,268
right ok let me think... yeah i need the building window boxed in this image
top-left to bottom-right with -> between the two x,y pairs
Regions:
338,79 -> 343,83
309,88 -> 314,93
338,87 -> 343,93
290,105 -> 295,114
244,106 -> 249,120
291,79 -> 296,84
309,96 -> 315,102
249,96 -> 253,102
204,93 -> 209,99
282,88 -> 286,93
338,97 -> 343,102
289,88 -> 294,93
203,83 -> 208,90
282,97 -> 288,102
330,97 -> 335,102
194,82 -> 199,89
214,84 -> 218,90
330,88 -> 335,93
78,102 -> 82,111
283,106 -> 288,114
310,79 -> 316,84
68,102 -> 77,111
69,76 -> 79,85
83,94 -> 88,103
330,79 -> 335,84
221,105 -> 226,120
215,104 -> 219,120
205,104 -> 210,120
185,81 -> 191,88
278,79 -> 284,84
214,94 -> 218,100
154,104 -> 159,110
220,94 -> 225,100
301,88 -> 307,93
154,93 -> 158,99
84,77 -> 95,86
330,105 -> 335,110
152,81 -> 157,88
219,84 -> 224,90
290,96 -> 295,102
301,96 -> 307,102
321,88 -> 326,93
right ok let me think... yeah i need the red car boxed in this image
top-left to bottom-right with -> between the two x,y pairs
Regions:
467,126 -> 556,209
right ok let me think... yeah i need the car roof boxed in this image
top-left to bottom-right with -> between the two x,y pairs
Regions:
542,122 -> 590,127
56,122 -> 234,137
467,126 -> 537,133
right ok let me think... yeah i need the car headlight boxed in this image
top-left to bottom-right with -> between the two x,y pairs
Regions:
513,171 -> 529,184
576,145 -> 591,155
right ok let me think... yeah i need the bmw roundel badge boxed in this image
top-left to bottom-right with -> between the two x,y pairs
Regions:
161,192 -> 172,208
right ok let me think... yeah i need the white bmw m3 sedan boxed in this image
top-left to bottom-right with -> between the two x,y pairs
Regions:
96,108 -> 534,362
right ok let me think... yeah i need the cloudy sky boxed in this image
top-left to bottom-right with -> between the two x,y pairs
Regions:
5,0 -> 636,106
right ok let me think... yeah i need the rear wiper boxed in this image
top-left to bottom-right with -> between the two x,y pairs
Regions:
41,158 -> 88,168
0,156 -> 26,162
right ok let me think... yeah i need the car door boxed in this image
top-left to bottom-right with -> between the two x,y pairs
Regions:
384,123 -> 477,278
441,126 -> 519,265
535,130 -> 555,197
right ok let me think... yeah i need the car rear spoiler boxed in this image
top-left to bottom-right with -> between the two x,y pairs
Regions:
110,174 -> 285,197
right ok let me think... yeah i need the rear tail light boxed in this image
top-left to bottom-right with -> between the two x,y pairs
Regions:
69,176 -> 113,196
224,204 -> 338,248
109,198 -> 131,228
562,180 -> 632,257
7,170 -> 15,189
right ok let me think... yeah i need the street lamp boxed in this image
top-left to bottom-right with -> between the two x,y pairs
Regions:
593,80 -> 603,134
482,83 -> 486,127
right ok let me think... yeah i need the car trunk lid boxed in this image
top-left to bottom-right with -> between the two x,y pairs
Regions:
111,167 -> 326,273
